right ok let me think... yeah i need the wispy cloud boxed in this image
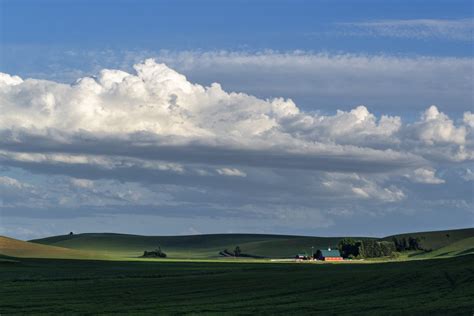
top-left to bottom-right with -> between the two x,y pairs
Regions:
338,18 -> 474,41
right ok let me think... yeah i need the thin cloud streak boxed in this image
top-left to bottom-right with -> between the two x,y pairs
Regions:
338,18 -> 474,41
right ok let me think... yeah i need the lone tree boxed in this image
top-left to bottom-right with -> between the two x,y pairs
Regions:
314,249 -> 322,260
234,246 -> 242,257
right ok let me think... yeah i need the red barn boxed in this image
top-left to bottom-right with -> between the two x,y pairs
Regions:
317,248 -> 343,261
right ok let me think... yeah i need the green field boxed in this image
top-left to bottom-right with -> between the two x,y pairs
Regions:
1,255 -> 473,315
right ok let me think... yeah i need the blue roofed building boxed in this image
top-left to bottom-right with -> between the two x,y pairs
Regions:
316,248 -> 343,261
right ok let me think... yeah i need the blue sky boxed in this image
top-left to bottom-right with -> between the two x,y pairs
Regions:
0,0 -> 472,239
2,0 -> 472,55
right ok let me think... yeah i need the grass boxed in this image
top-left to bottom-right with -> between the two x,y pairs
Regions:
29,228 -> 474,260
1,255 -> 473,315
409,237 -> 474,259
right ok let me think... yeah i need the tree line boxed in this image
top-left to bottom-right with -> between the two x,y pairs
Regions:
392,236 -> 421,252
338,236 -> 422,259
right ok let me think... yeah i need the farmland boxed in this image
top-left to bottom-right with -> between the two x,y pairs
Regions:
1,228 -> 473,315
1,255 -> 473,315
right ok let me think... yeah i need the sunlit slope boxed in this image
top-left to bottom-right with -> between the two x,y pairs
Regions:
410,236 -> 474,259
384,228 -> 474,251
0,236 -> 103,259
30,233 -> 356,258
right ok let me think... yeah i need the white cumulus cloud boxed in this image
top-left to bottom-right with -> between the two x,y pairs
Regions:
406,168 -> 445,184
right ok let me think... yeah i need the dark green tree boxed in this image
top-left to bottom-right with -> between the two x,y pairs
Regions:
402,238 -> 408,250
338,238 -> 361,258
359,240 -> 395,258
408,237 -> 420,250
314,249 -> 323,260
142,246 -> 167,258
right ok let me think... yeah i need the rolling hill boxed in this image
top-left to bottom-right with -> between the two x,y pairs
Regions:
30,233 -> 368,259
0,236 -> 104,260
384,227 -> 474,250
29,228 -> 474,259
409,236 -> 474,259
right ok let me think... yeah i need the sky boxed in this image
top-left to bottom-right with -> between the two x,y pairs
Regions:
0,0 -> 473,240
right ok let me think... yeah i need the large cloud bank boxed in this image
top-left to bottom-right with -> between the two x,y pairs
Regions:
1,59 -> 471,167
0,59 -> 472,238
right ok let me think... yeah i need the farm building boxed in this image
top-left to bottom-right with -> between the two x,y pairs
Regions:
295,254 -> 308,260
315,248 -> 343,261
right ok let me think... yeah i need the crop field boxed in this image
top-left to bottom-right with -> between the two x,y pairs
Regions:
1,255 -> 473,315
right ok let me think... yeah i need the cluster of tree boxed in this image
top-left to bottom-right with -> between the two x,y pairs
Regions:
221,246 -> 242,257
142,246 -> 167,258
392,236 -> 421,251
359,240 -> 396,258
219,246 -> 263,258
338,238 -> 396,258
338,238 -> 361,258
